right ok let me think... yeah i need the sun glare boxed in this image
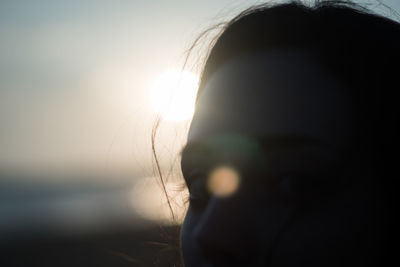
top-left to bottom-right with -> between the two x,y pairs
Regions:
150,69 -> 199,122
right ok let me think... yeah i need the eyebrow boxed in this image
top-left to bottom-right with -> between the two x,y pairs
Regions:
180,134 -> 332,157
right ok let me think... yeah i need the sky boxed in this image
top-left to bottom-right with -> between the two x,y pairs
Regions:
1,0 -> 399,181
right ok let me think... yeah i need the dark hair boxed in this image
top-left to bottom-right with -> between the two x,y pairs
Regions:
198,1 -> 400,95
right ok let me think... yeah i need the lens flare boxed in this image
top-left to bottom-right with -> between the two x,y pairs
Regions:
207,166 -> 240,197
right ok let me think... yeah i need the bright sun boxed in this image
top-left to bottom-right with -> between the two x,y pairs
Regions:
150,69 -> 199,122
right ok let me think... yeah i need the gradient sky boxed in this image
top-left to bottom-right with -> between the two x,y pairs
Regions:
1,0 -> 399,179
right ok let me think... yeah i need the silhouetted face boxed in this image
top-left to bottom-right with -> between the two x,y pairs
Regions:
180,50 -> 381,267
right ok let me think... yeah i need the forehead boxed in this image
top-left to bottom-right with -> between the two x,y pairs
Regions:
188,49 -> 355,147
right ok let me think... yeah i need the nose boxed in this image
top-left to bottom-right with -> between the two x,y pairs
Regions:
193,192 -> 297,265
193,194 -> 260,264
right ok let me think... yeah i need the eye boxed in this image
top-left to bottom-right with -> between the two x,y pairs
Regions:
279,173 -> 312,192
276,171 -> 330,198
278,174 -> 296,194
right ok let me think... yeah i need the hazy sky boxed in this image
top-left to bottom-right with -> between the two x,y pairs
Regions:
1,0 -> 399,178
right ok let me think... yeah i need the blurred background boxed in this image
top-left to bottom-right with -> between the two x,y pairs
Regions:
1,0 -> 399,266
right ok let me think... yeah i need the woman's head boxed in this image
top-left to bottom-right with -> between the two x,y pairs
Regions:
180,1 -> 398,266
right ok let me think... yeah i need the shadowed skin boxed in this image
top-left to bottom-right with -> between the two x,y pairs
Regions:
180,50 -> 384,267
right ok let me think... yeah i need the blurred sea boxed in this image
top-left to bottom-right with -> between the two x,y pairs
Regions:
0,171 -> 148,242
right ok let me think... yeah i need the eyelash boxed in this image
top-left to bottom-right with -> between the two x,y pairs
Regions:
272,171 -> 337,200
185,174 -> 210,212
183,194 -> 190,205
274,173 -> 311,195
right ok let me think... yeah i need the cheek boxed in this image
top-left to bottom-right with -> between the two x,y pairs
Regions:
269,186 -> 382,266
